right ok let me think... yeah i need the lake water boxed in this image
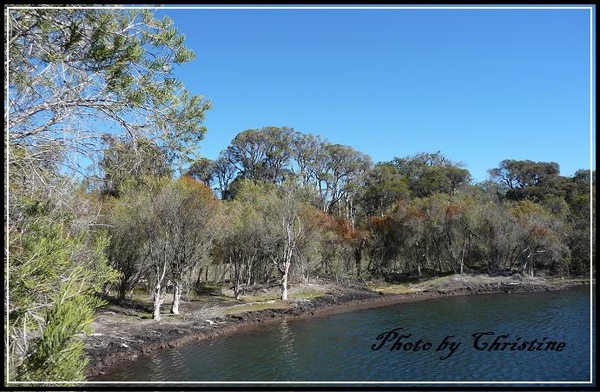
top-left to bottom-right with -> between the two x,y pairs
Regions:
93,285 -> 594,385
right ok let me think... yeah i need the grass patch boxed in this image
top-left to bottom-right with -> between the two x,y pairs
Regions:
368,283 -> 414,294
224,300 -> 290,315
240,294 -> 281,303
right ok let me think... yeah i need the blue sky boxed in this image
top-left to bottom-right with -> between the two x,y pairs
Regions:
155,5 -> 595,183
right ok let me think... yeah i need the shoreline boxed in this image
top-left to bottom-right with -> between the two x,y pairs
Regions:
84,276 -> 593,380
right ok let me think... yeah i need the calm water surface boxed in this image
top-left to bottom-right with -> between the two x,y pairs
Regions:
95,285 -> 594,383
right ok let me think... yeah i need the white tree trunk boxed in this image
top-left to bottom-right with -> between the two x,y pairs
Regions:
170,282 -> 180,315
281,262 -> 290,300
153,281 -> 164,321
152,258 -> 168,321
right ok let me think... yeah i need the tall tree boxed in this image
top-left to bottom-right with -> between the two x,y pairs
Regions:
213,153 -> 239,200
220,126 -> 295,184
315,143 -> 372,220
392,151 -> 471,198
274,181 -> 306,300
165,178 -> 218,314
510,200 -> 569,277
489,159 -> 561,202
220,197 -> 263,299
118,178 -> 218,319
7,6 -> 211,178
230,179 -> 313,300
291,132 -> 327,189
99,135 -> 174,197
360,162 -> 410,217
104,190 -> 150,300
186,157 -> 216,188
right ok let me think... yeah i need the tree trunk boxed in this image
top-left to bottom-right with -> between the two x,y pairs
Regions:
232,256 -> 242,300
281,262 -> 290,300
152,258 -> 168,321
234,275 -> 242,300
170,281 -> 180,314
196,267 -> 203,287
118,283 -> 127,301
152,281 -> 164,321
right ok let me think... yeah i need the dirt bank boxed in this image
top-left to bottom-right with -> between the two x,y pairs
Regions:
84,274 -> 591,380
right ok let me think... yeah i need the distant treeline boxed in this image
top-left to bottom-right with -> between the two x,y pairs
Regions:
97,126 -> 595,314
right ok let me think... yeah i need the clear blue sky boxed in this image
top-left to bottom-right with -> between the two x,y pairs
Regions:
155,5 -> 595,183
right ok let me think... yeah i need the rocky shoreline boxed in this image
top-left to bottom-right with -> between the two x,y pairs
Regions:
84,275 -> 592,380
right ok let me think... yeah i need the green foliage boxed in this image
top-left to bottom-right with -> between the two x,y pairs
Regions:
8,208 -> 118,382
17,291 -> 103,382
391,151 -> 472,198
489,159 -> 562,202
104,190 -> 152,299
186,157 -> 216,187
105,177 -> 219,317
223,126 -> 296,183
361,163 -> 410,216
215,129 -> 372,222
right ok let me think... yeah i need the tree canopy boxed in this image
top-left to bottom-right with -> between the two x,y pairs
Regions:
7,6 -> 211,178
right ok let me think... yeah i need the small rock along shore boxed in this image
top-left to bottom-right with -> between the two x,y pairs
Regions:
84,273 -> 592,380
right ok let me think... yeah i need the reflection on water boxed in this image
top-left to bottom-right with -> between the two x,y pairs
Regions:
278,320 -> 298,372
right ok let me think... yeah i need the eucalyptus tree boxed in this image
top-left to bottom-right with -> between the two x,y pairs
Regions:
104,189 -> 150,300
125,178 -> 172,321
313,143 -> 373,220
186,157 -> 216,188
359,162 -> 410,217
290,206 -> 326,283
290,132 -> 329,190
488,159 -> 561,202
510,200 -> 569,277
166,178 -> 218,314
130,178 -> 218,319
273,180 -> 309,299
99,135 -> 174,197
469,201 -> 522,273
389,200 -> 428,276
220,197 -> 264,299
220,126 -> 296,184
228,179 -> 314,300
365,214 -> 402,277
392,151 -> 471,198
446,195 -> 480,275
213,153 -> 239,200
217,129 -> 373,222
